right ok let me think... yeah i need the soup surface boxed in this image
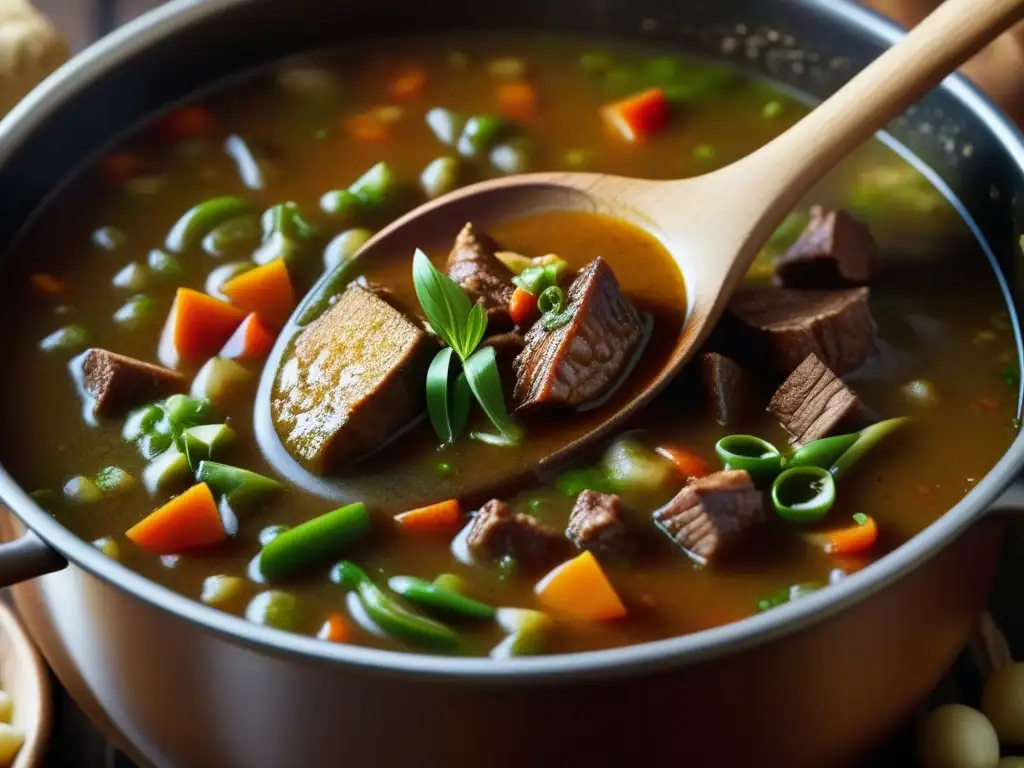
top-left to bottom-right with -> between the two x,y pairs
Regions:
0,34 -> 1017,657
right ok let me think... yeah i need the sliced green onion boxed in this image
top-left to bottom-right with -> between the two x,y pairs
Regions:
785,432 -> 859,471
165,196 -> 254,252
201,574 -> 245,607
63,475 -> 103,504
259,502 -> 369,581
714,435 -> 783,483
420,156 -> 460,199
39,324 -> 89,353
246,590 -> 299,630
537,285 -> 565,315
771,466 -> 835,523
829,417 -> 910,480
147,249 -> 183,279
113,294 -> 156,330
205,261 -> 255,300
323,228 -> 373,271
196,461 -> 283,507
112,262 -> 149,291
94,466 -> 136,495
387,575 -> 494,619
425,107 -> 466,146
331,561 -> 460,651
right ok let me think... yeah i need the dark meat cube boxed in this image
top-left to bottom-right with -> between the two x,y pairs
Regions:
653,470 -> 765,565
699,352 -> 755,426
773,206 -> 877,288
566,490 -> 633,560
80,348 -> 186,417
271,283 -> 436,473
446,222 -> 515,332
727,286 -> 874,376
482,331 -> 525,391
466,499 -> 568,568
769,353 -> 860,446
514,257 -> 643,411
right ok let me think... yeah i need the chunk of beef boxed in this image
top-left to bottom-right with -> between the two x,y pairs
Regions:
699,352 -> 755,426
482,331 -> 525,391
566,490 -> 633,560
653,470 -> 765,565
514,257 -> 643,411
446,222 -> 515,332
769,353 -> 861,446
466,499 -> 568,568
727,286 -> 873,376
80,348 -> 186,417
773,206 -> 877,288
271,283 -> 436,473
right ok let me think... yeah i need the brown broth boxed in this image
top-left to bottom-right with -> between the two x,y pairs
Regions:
0,34 -> 1015,656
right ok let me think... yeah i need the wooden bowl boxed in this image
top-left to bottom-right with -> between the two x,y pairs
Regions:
0,600 -> 50,768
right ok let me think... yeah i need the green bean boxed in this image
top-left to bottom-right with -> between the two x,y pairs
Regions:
39,324 -> 89,353
147,249 -> 183,279
829,417 -> 910,480
259,502 -> 369,580
771,466 -> 835,523
112,294 -> 155,330
297,260 -> 359,326
196,461 -> 284,507
714,435 -> 783,483
457,115 -> 506,156
349,161 -> 397,209
420,156 -> 460,199
425,107 -> 466,146
323,228 -> 373,271
785,432 -> 859,471
165,196 -> 254,252
201,215 -> 260,257
246,590 -> 299,630
319,189 -> 364,220
387,575 -> 494,619
331,561 -> 460,651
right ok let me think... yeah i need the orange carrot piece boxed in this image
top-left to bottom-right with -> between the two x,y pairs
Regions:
126,483 -> 225,554
159,288 -> 245,367
508,287 -> 538,326
151,106 -> 217,142
394,499 -> 462,535
220,258 -> 296,330
655,445 -> 711,480
389,66 -> 428,99
497,82 -> 538,121
346,112 -> 392,144
601,87 -> 670,143
29,273 -> 67,296
317,612 -> 353,643
220,312 -> 276,361
99,152 -> 147,183
535,550 -> 627,621
816,514 -> 879,556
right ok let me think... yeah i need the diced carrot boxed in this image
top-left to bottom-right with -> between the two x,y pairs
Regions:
220,258 -> 296,330
812,514 -> 879,556
220,312 -> 276,361
389,66 -> 428,99
601,87 -> 670,143
126,483 -> 225,554
346,112 -> 392,144
394,499 -> 462,535
151,106 -> 217,142
317,613 -> 353,643
158,288 -> 245,368
29,273 -> 67,296
508,287 -> 538,326
535,550 -> 627,621
655,445 -> 711,480
497,82 -> 537,121
99,152 -> 147,184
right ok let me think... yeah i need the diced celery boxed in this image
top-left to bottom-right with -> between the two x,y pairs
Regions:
196,461 -> 284,507
181,423 -> 236,461
201,574 -> 245,606
63,475 -> 103,504
94,466 -> 137,495
112,262 -> 150,291
190,357 -> 253,405
142,446 -> 191,494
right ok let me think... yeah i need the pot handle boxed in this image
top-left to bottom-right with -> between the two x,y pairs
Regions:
0,530 -> 66,588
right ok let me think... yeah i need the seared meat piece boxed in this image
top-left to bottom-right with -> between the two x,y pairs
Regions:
446,222 -> 515,332
514,257 -> 643,412
271,282 -> 436,473
727,286 -> 874,376
773,206 -> 877,288
481,331 -> 525,391
653,470 -> 766,565
699,352 -> 755,426
466,499 -> 568,568
80,348 -> 186,417
566,490 -> 633,560
769,353 -> 860,446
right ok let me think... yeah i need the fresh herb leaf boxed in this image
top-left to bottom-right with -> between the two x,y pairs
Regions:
451,371 -> 472,439
426,348 -> 461,443
470,431 -> 520,446
412,248 -> 472,351
461,303 -> 488,358
464,347 -> 523,442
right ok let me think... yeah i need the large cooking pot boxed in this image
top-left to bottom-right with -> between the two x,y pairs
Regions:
0,1 -> 1021,766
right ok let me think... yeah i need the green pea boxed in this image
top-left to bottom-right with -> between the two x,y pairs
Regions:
785,432 -> 859,471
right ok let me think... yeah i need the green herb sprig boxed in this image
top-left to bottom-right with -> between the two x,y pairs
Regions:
412,249 -> 522,444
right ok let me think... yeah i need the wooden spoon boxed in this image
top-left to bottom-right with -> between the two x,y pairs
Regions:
256,0 -> 1023,508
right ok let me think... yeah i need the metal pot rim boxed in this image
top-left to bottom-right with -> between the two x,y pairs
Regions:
1,0 -> 1022,684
